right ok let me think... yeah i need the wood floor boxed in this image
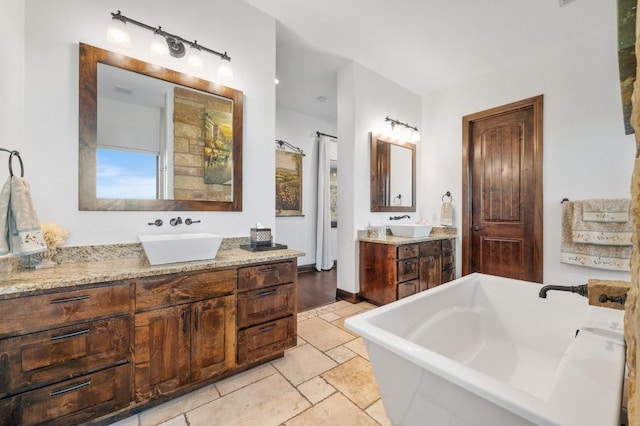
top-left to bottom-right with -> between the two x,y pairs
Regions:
297,267 -> 338,312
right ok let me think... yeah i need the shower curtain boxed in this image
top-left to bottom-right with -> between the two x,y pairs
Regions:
315,134 -> 334,271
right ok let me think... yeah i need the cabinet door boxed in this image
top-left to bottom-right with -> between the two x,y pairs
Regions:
134,305 -> 190,401
191,295 -> 235,382
419,256 -> 442,291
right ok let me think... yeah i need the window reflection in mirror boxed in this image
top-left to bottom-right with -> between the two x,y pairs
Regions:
370,133 -> 416,212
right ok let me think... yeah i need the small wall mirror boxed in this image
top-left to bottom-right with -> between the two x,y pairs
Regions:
370,133 -> 416,212
79,43 -> 243,211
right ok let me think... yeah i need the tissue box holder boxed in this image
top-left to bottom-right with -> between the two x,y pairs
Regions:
251,228 -> 272,247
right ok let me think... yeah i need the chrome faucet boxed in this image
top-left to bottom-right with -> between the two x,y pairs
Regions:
538,284 -> 588,299
389,215 -> 411,221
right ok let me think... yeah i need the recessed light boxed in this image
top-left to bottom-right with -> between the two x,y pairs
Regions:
316,96 -> 326,103
275,78 -> 279,85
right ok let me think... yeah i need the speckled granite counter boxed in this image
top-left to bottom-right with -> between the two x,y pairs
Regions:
0,247 -> 304,299
358,226 -> 457,245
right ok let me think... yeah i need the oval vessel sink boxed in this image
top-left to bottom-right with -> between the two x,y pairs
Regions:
388,224 -> 433,238
138,233 -> 223,265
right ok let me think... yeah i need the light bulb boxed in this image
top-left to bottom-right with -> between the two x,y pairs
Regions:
106,19 -> 131,49
150,32 -> 169,57
383,120 -> 393,137
402,126 -> 412,141
392,122 -> 403,139
217,57 -> 234,82
411,130 -> 421,142
187,47 -> 204,72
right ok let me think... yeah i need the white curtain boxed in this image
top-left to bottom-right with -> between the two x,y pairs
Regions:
315,135 -> 334,271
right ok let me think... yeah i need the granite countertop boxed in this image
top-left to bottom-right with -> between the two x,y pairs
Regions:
0,248 -> 304,299
358,234 -> 455,245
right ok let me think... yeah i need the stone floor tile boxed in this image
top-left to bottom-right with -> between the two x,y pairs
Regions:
344,337 -> 370,360
325,345 -> 357,364
297,317 -> 357,351
296,376 -> 336,404
365,399 -> 392,426
322,357 -> 381,409
319,312 -> 341,322
139,383 -> 219,426
157,415 -> 188,426
271,343 -> 337,386
333,303 -> 369,318
215,363 -> 277,396
330,315 -> 361,336
284,393 -> 378,426
357,301 -> 379,311
186,374 -> 309,426
108,415 -> 139,426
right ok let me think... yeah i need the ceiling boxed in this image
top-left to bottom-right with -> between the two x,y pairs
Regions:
243,0 -> 605,123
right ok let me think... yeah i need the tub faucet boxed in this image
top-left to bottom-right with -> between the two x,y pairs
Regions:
538,284 -> 588,299
390,215 -> 411,221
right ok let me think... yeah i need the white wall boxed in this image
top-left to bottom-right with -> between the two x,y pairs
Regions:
19,0 -> 275,245
0,0 -> 25,168
422,1 -> 634,285
337,62 -> 422,294
275,106 -> 337,266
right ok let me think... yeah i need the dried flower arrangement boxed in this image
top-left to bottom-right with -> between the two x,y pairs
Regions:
40,222 -> 69,251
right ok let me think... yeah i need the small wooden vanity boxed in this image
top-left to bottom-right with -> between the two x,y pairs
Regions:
0,248 -> 300,425
359,233 -> 456,305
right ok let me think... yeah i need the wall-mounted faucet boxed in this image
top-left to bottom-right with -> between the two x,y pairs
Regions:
169,217 -> 183,226
147,219 -> 163,226
185,218 -> 201,225
538,284 -> 588,299
389,215 -> 411,221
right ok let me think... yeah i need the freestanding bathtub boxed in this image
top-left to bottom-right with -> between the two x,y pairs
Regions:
345,273 -> 625,426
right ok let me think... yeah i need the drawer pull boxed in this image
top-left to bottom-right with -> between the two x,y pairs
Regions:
50,329 -> 90,341
258,324 -> 277,333
194,307 -> 199,331
50,295 -> 90,304
258,289 -> 278,297
50,380 -> 91,397
182,309 -> 189,334
258,266 -> 277,273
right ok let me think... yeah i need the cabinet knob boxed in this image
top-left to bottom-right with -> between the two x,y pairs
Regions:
473,226 -> 481,231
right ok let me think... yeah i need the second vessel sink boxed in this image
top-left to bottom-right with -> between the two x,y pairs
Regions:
388,224 -> 433,238
138,233 -> 223,265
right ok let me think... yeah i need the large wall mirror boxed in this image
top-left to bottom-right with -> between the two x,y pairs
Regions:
370,133 -> 416,212
79,43 -> 243,211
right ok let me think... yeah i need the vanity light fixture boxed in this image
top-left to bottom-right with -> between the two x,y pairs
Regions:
107,11 -> 234,81
383,116 -> 420,143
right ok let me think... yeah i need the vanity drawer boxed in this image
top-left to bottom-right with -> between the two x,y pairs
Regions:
441,238 -> 455,253
397,244 -> 419,260
237,316 -> 296,365
420,241 -> 441,257
0,284 -> 130,337
136,269 -> 235,311
442,268 -> 456,284
397,258 -> 419,282
0,363 -> 130,426
397,280 -> 418,299
0,316 -> 130,398
237,283 -> 296,328
237,261 -> 296,291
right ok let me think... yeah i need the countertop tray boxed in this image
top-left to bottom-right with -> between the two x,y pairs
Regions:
240,243 -> 288,252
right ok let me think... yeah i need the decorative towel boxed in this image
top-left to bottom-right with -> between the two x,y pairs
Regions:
560,201 -> 632,271
569,201 -> 631,246
582,199 -> 630,223
440,201 -> 453,227
0,176 -> 47,256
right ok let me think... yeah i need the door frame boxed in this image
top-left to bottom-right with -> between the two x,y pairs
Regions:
461,95 -> 544,281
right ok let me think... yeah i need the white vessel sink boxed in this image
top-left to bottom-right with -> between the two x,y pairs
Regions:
138,233 -> 223,265
388,224 -> 433,238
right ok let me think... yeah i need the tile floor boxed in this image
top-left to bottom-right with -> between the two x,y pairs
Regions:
110,301 -> 390,426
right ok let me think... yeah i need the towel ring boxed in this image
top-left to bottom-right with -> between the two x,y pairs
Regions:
442,191 -> 452,202
8,151 -> 24,177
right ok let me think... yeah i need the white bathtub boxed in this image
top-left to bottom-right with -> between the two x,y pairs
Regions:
345,273 -> 625,426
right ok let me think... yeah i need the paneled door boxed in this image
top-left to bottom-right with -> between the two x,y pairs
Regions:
462,96 -> 543,282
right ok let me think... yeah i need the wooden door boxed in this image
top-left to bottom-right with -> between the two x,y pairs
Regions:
462,96 -> 543,282
134,305 -> 190,401
191,295 -> 235,382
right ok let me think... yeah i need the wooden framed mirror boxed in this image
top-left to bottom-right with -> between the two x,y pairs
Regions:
79,43 -> 243,211
370,133 -> 416,212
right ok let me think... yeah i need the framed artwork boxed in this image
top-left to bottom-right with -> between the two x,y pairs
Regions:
276,150 -> 303,216
330,160 -> 338,227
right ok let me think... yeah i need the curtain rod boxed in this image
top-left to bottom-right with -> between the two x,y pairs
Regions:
316,131 -> 337,139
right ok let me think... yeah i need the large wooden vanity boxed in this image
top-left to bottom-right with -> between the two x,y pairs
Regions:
0,248 -> 301,425
359,233 -> 456,305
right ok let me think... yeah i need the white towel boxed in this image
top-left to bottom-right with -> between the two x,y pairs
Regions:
0,177 -> 47,256
440,201 -> 453,227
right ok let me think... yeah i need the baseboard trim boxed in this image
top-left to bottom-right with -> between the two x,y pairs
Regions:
336,288 -> 360,304
297,261 -> 338,273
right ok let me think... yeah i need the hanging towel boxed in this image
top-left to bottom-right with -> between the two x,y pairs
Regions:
582,199 -> 630,223
569,201 -> 632,246
560,201 -> 631,271
440,200 -> 453,227
0,176 -> 47,256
